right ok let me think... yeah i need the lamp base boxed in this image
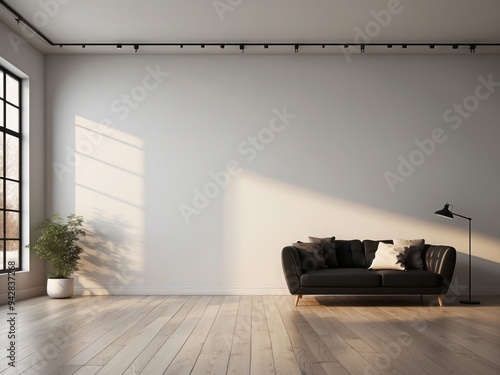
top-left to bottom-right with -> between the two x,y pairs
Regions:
460,300 -> 480,305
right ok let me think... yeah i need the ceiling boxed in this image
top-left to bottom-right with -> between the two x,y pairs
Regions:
1,0 -> 499,54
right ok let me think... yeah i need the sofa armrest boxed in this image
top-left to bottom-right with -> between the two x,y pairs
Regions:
281,246 -> 303,294
424,245 -> 457,291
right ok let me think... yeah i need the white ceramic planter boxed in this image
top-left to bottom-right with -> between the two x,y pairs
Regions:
47,278 -> 74,298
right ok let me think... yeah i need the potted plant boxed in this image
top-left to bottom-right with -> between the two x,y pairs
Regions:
26,213 -> 86,298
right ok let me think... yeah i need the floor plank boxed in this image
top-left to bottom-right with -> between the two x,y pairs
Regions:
226,295 -> 251,375
0,295 -> 498,374
263,296 -> 302,375
122,296 -> 198,375
190,296 -> 239,375
138,296 -> 210,374
164,296 -> 224,375
274,296 -> 328,375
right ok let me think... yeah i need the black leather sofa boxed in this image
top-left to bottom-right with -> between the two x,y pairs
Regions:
281,239 -> 456,306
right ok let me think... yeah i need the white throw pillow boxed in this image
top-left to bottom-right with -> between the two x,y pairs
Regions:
368,242 -> 408,271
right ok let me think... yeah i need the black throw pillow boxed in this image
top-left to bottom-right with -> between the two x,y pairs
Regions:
293,242 -> 327,272
309,236 -> 338,268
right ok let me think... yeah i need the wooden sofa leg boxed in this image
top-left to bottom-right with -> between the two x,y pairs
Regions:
295,295 -> 302,306
437,295 -> 445,307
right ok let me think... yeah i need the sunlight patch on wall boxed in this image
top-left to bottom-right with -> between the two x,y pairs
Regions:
74,115 -> 145,294
223,170 -> 500,289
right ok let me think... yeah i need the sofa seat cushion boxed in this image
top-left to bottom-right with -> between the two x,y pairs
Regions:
301,268 -> 382,287
377,270 -> 442,287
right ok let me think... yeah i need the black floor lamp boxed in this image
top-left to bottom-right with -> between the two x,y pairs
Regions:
435,203 -> 480,304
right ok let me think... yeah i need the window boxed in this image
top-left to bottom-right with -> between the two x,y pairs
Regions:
0,66 -> 22,273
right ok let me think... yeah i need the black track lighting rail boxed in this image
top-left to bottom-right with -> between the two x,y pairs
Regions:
51,42 -> 498,48
1,0 -> 499,53
1,0 -> 52,45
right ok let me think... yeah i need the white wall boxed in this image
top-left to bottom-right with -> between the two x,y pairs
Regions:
0,21 -> 46,299
45,53 -> 500,296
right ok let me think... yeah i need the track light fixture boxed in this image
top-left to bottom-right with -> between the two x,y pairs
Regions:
14,41 -> 496,53
4,3 -> 496,54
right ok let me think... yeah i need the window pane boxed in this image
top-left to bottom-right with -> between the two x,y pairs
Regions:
6,75 -> 19,106
6,135 -> 19,180
6,181 -> 18,210
6,105 -> 19,133
6,211 -> 19,238
1,67 -> 21,272
6,240 -> 19,267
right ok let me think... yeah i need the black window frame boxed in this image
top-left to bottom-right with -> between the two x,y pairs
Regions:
0,65 -> 22,273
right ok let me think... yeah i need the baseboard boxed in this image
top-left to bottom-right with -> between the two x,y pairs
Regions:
73,286 -> 500,297
74,286 -> 290,296
472,287 -> 500,296
0,286 -> 46,302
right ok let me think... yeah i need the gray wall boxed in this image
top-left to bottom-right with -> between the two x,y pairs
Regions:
45,53 -> 500,295
0,21 -> 46,299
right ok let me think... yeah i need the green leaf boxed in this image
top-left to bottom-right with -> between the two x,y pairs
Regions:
26,213 -> 86,278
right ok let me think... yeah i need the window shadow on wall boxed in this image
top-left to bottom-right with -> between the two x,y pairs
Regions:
73,115 -> 145,293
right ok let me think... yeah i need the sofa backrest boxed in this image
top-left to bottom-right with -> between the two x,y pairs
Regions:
336,239 -> 430,270
335,240 -> 366,268
292,239 -> 431,270
336,239 -> 401,268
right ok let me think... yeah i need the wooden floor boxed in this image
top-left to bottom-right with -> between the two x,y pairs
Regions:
0,295 -> 499,375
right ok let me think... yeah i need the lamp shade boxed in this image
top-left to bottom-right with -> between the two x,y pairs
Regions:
435,203 -> 454,219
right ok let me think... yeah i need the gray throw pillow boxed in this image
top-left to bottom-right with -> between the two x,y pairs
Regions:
393,238 -> 425,270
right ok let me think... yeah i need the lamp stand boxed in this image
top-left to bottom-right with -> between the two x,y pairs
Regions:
459,217 -> 480,304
